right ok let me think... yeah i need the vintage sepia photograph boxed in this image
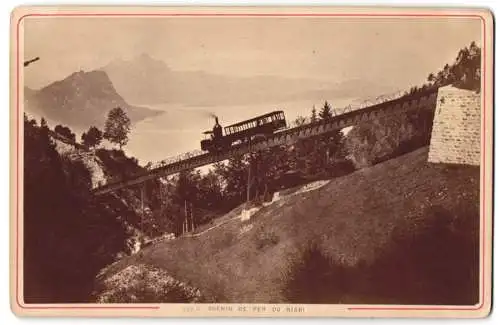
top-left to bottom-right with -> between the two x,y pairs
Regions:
11,6 -> 493,318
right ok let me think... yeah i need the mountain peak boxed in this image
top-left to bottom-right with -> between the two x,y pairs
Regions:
65,69 -> 111,82
50,70 -> 119,102
24,69 -> 160,130
101,54 -> 173,104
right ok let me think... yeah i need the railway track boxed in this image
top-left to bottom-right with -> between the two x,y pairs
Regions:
93,88 -> 438,195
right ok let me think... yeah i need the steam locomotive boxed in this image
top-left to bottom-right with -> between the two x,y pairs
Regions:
201,111 -> 287,153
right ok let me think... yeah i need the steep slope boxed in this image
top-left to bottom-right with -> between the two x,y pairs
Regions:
24,70 -> 161,131
23,119 -> 141,303
98,147 -> 480,304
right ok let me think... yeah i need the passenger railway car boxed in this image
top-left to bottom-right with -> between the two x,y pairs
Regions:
201,111 -> 287,152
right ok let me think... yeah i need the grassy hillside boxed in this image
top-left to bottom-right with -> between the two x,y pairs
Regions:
98,147 -> 479,304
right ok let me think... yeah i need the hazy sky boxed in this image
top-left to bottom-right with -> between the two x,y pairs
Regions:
23,16 -> 481,91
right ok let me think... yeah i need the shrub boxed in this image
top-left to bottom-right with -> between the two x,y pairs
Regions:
212,231 -> 235,251
282,243 -> 351,303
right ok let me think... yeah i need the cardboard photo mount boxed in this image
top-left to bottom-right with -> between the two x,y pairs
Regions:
10,6 -> 494,318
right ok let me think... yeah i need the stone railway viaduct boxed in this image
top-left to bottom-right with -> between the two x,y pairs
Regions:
92,85 -> 480,196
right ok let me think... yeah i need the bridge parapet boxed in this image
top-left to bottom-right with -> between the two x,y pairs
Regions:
93,88 -> 438,195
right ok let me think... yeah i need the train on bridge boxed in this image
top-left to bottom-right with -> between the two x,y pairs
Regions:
93,88 -> 438,195
200,111 -> 287,153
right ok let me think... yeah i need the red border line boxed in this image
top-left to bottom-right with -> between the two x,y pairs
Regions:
15,11 -> 488,312
16,13 -> 486,18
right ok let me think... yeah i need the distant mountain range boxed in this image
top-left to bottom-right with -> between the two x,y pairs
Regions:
24,54 -> 398,133
24,70 -> 162,132
101,53 -> 396,106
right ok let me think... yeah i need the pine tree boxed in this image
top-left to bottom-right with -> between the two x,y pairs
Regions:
427,73 -> 435,83
319,101 -> 333,120
311,105 -> 318,123
39,117 -> 52,145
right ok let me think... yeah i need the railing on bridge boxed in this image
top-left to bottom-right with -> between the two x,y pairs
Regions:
148,149 -> 206,170
93,87 -> 438,195
145,89 -> 410,171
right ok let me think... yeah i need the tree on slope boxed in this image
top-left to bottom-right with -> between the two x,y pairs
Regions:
214,154 -> 248,207
451,41 -> 481,91
423,41 -> 481,92
310,105 -> 318,123
81,126 -> 103,148
104,107 -> 131,150
23,116 -> 129,302
54,124 -> 76,142
319,101 -> 334,120
293,115 -> 308,127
